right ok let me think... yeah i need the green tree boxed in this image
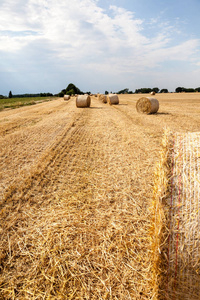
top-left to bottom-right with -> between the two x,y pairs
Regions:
66,89 -> 75,95
185,88 -> 195,93
152,87 -> 159,93
160,89 -> 168,93
58,91 -> 65,97
9,91 -> 12,98
175,87 -> 185,93
141,88 -> 152,93
135,88 -> 152,94
66,83 -> 82,95
117,88 -> 129,94
105,91 -> 109,95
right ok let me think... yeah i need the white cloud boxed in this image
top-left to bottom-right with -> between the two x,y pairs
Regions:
0,0 -> 200,94
0,1 -> 198,57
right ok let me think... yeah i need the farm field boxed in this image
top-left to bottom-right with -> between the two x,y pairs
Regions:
0,93 -> 200,299
0,96 -> 58,111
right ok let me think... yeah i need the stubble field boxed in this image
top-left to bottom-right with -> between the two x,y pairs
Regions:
0,93 -> 200,299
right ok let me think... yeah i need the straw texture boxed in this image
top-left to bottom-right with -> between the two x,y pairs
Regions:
98,94 -> 107,103
107,94 -> 119,105
76,95 -> 91,108
136,97 -> 159,114
64,95 -> 70,100
151,130 -> 200,300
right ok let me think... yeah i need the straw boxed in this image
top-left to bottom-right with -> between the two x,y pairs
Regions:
151,129 -> 200,299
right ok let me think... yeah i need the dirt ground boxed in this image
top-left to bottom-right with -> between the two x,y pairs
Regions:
0,93 -> 200,299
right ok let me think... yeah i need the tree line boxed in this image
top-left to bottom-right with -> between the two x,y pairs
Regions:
58,85 -> 200,96
117,87 -> 200,94
1,84 -> 200,100
0,91 -> 54,99
58,83 -> 83,97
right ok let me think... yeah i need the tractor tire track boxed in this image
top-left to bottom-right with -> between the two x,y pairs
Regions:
0,98 -> 80,199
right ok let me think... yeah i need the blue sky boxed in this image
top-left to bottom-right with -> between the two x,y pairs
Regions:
0,0 -> 200,95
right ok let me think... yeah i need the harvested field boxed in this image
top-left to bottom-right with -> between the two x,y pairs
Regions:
0,93 -> 200,299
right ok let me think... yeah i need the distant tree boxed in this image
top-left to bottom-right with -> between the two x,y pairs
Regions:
105,91 -> 109,95
66,89 -> 75,95
160,89 -> 168,93
58,91 -> 65,97
135,88 -> 152,94
39,92 -> 53,97
9,91 -> 12,98
175,87 -> 186,93
117,88 -> 129,94
185,88 -> 195,93
66,83 -> 82,95
152,87 -> 159,93
195,87 -> 200,92
58,84 -> 83,97
142,88 -> 152,93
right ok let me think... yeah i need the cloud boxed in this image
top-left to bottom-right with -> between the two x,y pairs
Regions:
0,0 -> 200,94
0,1 -> 198,56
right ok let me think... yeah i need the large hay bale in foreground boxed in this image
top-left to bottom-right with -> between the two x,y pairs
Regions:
107,94 -> 119,105
64,95 -> 70,100
76,95 -> 91,108
136,97 -> 159,114
98,94 -> 107,103
151,130 -> 200,300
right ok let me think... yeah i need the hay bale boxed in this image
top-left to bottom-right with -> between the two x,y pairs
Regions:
151,91 -> 156,95
98,94 -> 107,103
76,94 -> 91,108
136,97 -> 159,114
64,95 -> 70,100
151,130 -> 200,300
107,94 -> 119,105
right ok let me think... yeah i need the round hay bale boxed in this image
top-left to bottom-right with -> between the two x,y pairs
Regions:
76,95 -> 91,108
98,94 -> 107,103
107,94 -> 119,105
151,130 -> 200,300
64,95 -> 70,100
136,97 -> 159,114
151,91 -> 156,95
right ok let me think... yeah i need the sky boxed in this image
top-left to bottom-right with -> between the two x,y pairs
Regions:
0,0 -> 200,95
